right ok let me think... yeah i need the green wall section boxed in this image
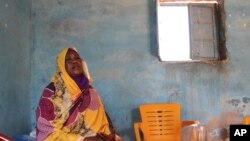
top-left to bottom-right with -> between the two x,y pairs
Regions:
1,0 -> 250,140
0,0 -> 31,136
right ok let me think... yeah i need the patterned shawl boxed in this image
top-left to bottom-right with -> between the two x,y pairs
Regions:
36,48 -> 110,141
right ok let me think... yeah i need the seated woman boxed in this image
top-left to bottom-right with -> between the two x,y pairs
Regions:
36,47 -> 122,141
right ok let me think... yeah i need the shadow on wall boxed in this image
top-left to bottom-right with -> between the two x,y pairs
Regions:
117,108 -> 141,141
148,0 -> 158,59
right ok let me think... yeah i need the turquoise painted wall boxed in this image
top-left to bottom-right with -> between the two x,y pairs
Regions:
1,0 -> 250,140
0,0 -> 31,136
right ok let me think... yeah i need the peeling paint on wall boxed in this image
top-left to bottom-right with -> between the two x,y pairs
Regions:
223,96 -> 250,117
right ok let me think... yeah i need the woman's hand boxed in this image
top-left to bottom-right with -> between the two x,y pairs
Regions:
81,136 -> 100,141
97,128 -> 116,141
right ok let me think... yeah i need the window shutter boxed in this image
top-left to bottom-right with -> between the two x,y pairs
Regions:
189,4 -> 219,60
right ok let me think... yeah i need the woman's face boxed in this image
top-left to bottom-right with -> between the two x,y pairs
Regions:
65,49 -> 83,77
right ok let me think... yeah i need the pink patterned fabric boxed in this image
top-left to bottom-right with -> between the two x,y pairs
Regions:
43,89 -> 54,98
39,98 -> 55,120
63,88 -> 100,126
36,117 -> 54,141
88,89 -> 99,110
78,92 -> 91,112
36,87 -> 55,140
64,105 -> 79,126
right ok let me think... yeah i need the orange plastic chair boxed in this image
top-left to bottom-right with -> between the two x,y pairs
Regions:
243,116 -> 250,125
134,103 -> 196,141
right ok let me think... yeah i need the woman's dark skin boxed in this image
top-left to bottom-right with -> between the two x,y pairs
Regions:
65,49 -> 84,78
65,49 -> 116,141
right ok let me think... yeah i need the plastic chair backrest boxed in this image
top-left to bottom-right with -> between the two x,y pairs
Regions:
139,103 -> 181,141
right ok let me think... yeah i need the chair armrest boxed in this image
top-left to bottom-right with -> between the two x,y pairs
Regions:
181,120 -> 198,127
134,122 -> 141,141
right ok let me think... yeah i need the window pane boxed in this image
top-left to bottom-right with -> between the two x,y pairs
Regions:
157,5 -> 191,61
